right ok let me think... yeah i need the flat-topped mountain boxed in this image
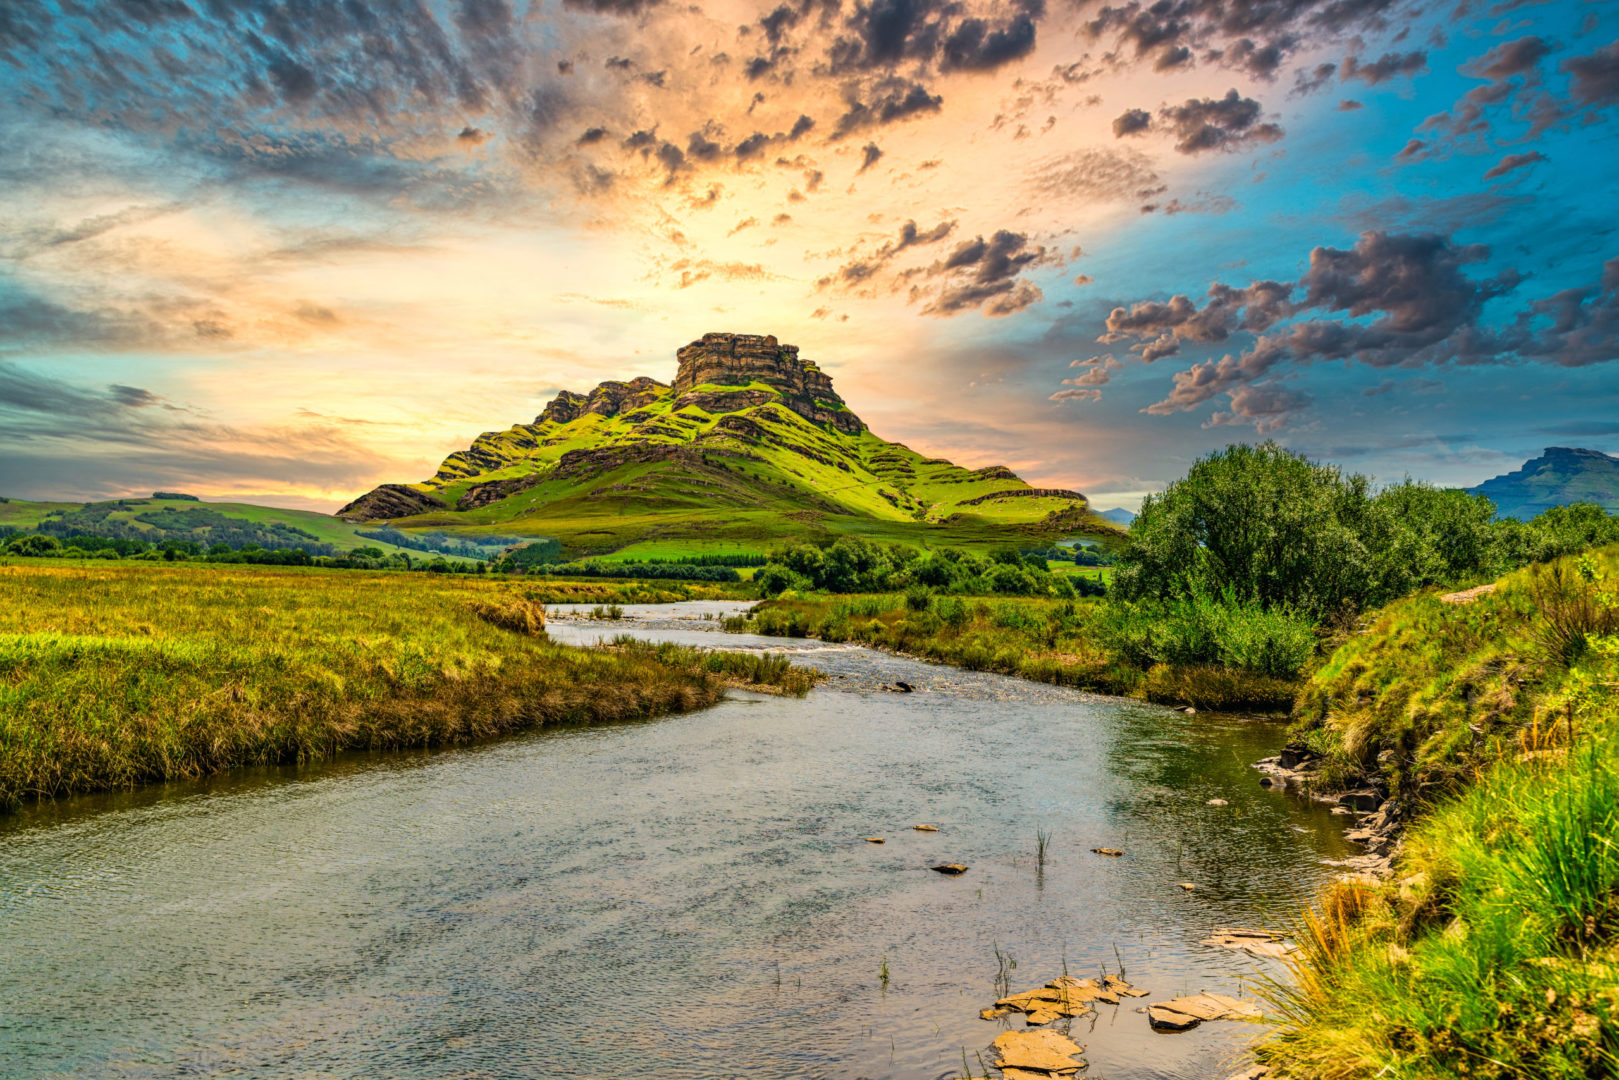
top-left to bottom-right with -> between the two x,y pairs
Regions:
341,332 -> 1108,556
1467,446 -> 1619,519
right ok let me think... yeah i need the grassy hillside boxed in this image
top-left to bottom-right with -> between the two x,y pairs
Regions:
0,561 -> 814,810
341,343 -> 1116,557
1261,545 -> 1619,1078
0,494 -> 486,561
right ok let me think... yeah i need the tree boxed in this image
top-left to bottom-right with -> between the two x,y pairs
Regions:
1113,442 -> 1378,619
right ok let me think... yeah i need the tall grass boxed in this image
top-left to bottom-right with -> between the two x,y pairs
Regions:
737,592 -> 1302,710
1260,546 -> 1619,1079
0,562 -> 814,810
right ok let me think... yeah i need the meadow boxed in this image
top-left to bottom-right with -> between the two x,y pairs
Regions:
0,560 -> 815,811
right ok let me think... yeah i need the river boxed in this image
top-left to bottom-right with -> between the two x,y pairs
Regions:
0,601 -> 1351,1079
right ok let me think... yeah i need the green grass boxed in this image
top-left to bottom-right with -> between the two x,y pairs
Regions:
363,376 -> 1118,557
0,495 -> 464,560
0,560 -> 816,811
1258,546 -> 1619,1079
730,593 -> 1303,711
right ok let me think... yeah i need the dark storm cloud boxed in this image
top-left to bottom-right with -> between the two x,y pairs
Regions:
940,11 -> 1040,72
561,0 -> 664,15
1341,49 -> 1426,85
1097,232 -> 1619,431
1158,90 -> 1284,154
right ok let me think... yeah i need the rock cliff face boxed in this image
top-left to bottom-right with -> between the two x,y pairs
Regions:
1467,446 -> 1619,519
673,333 -> 862,435
337,484 -> 447,522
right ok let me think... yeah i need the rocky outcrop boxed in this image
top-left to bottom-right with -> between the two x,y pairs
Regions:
958,486 -> 1084,507
457,474 -> 542,510
536,390 -> 588,425
337,484 -> 447,522
673,332 -> 863,435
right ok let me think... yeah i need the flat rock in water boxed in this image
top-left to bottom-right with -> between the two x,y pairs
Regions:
1102,975 -> 1150,997
1147,993 -> 1263,1031
980,1006 -> 1012,1020
1001,1070 -> 1067,1080
913,824 -> 939,832
1091,847 -> 1124,857
930,863 -> 968,875
992,1029 -> 1086,1073
1201,928 -> 1295,959
863,837 -> 885,843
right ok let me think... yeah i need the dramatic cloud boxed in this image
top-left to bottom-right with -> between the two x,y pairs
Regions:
1482,150 -> 1547,180
920,229 -> 1053,316
1095,231 -> 1619,431
1342,50 -> 1427,85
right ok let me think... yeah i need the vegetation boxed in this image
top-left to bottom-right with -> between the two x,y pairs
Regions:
0,494 -> 451,561
1261,546 -> 1619,1079
731,593 -> 1301,710
753,537 -> 1105,598
352,367 -> 1118,557
1112,442 -> 1613,621
0,561 -> 814,811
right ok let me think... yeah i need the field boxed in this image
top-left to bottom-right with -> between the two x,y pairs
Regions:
0,561 -> 813,811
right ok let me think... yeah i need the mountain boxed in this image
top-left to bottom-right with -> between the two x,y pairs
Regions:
1098,507 -> 1136,527
341,332 -> 1109,557
1467,447 -> 1619,519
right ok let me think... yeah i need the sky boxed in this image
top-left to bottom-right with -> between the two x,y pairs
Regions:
1,0 -> 1616,512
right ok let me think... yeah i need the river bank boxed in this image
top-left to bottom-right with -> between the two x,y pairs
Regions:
723,593 -> 1303,712
0,562 -> 813,810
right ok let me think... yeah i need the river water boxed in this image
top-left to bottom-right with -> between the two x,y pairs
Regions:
0,602 -> 1351,1080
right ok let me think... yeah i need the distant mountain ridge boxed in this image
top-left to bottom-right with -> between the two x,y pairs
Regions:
340,332 -> 1108,556
1467,446 -> 1619,519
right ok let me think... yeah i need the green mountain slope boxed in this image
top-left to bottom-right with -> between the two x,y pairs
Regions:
340,332 -> 1111,557
1467,446 -> 1619,519
0,494 -> 481,561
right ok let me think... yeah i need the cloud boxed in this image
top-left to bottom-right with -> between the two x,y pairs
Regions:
1341,49 -> 1427,85
1563,41 -> 1619,108
1482,150 -> 1547,180
1112,108 -> 1152,136
858,142 -> 885,172
919,229 -> 1052,316
1097,232 -> 1619,431
1158,90 -> 1284,154
831,79 -> 944,138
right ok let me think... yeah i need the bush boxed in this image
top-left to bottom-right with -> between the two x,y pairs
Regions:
904,585 -> 933,612
1094,590 -> 1317,679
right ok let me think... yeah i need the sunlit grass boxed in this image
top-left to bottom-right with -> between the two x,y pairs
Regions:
0,561 -> 814,810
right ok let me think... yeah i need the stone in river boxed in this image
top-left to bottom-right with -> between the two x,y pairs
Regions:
1091,847 -> 1124,857
992,1029 -> 1086,1073
913,824 -> 940,832
1201,928 -> 1295,959
1146,993 -> 1263,1031
930,863 -> 968,875
980,1006 -> 1012,1020
863,837 -> 885,843
1102,975 -> 1150,997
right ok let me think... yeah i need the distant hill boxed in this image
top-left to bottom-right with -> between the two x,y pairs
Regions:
1098,507 -> 1136,527
0,495 -> 481,559
340,332 -> 1113,557
1467,447 -> 1619,519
